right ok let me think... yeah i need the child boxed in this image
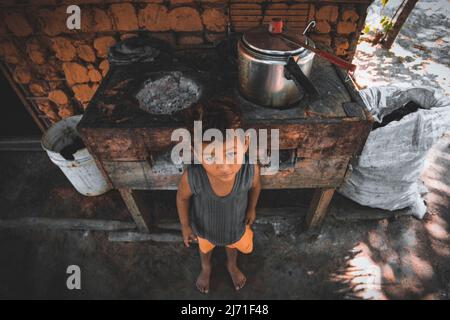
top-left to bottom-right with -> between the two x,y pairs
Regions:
176,99 -> 261,294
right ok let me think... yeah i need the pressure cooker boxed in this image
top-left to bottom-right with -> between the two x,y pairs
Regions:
238,20 -> 318,108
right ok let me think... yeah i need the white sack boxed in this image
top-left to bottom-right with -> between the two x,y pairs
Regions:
338,86 -> 450,218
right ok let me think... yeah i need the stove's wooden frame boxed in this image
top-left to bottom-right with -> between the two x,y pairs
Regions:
78,52 -> 373,233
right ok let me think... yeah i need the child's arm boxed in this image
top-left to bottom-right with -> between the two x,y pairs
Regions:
246,165 -> 261,225
176,171 -> 197,247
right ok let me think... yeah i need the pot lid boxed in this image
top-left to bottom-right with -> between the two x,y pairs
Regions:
242,25 -> 310,56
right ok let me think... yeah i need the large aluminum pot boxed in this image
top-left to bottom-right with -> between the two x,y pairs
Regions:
238,20 -> 318,108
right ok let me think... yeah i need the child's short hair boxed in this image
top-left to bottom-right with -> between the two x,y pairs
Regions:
187,97 -> 243,139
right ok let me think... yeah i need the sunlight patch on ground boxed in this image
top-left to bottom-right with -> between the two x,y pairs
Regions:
353,0 -> 450,94
331,242 -> 387,300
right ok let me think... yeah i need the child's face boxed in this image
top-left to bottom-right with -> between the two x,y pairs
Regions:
197,137 -> 249,181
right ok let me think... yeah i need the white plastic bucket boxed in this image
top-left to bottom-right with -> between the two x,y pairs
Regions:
41,115 -> 112,196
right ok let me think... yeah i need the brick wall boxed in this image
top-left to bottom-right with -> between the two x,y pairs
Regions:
0,0 -> 373,127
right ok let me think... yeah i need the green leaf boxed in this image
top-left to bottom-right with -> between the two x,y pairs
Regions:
364,24 -> 371,34
381,0 -> 389,7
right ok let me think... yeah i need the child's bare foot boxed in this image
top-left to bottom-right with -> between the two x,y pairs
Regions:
227,264 -> 246,290
196,267 -> 211,294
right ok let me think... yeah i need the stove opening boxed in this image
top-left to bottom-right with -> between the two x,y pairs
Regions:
136,71 -> 201,115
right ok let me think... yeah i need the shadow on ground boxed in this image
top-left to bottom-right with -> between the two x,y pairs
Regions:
0,135 -> 449,299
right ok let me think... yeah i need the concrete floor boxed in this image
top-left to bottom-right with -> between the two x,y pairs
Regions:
0,136 -> 449,300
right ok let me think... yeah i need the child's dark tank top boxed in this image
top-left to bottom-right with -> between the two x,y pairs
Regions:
187,162 -> 254,246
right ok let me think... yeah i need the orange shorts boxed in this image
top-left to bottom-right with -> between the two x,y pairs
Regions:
197,225 -> 253,254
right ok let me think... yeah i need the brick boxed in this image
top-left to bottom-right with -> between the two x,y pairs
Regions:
231,3 -> 260,9
48,90 -> 69,106
62,62 -> 90,86
76,44 -> 96,63
342,9 -> 359,22
268,3 -> 288,9
337,21 -> 357,35
26,38 -> 47,65
93,36 -> 116,58
0,41 -> 22,65
88,68 -> 102,82
37,7 -> 67,37
36,61 -> 61,81
177,35 -> 204,46
138,4 -> 171,32
316,21 -> 331,34
82,8 -> 112,32
37,101 -> 60,123
29,81 -> 49,97
316,5 -> 338,23
169,7 -> 203,32
13,65 -> 32,84
58,104 -> 76,119
4,11 -> 33,37
149,33 -> 176,47
99,59 -> 110,77
335,37 -> 349,55
310,34 -> 332,47
51,37 -> 76,62
72,83 -> 99,103
109,3 -> 139,31
202,8 -> 227,32
170,0 -> 194,4
308,4 -> 315,22
48,81 -> 63,91
205,32 -> 226,43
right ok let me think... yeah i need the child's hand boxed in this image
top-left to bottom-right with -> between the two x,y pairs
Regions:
245,208 -> 256,225
182,226 -> 198,247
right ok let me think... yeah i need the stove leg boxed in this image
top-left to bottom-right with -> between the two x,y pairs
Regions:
119,188 -> 152,233
306,188 -> 335,228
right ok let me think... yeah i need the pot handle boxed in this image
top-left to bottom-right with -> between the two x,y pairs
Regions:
303,20 -> 316,36
284,56 -> 319,99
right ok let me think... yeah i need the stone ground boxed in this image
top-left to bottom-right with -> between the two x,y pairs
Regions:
353,0 -> 450,95
0,134 -> 449,300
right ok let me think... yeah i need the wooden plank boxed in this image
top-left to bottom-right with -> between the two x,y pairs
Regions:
247,120 -> 370,158
82,119 -> 369,162
103,156 -> 349,190
306,188 -> 336,227
118,189 -> 152,232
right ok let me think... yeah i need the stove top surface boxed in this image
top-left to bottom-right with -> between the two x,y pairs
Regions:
79,41 -> 360,130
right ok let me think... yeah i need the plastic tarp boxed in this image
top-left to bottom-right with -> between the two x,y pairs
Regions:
338,86 -> 450,218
